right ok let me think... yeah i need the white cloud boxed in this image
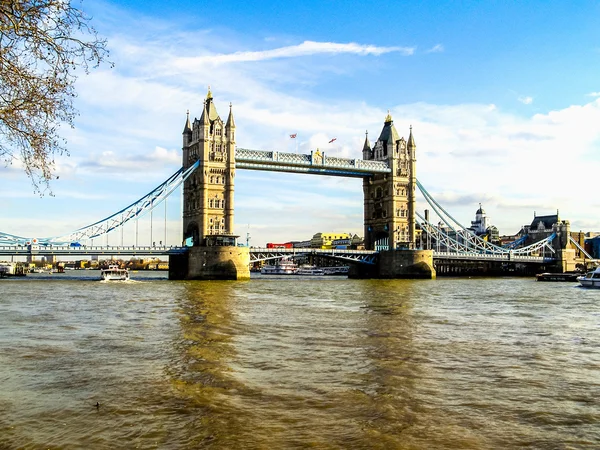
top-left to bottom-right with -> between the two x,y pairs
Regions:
587,92 -> 600,97
173,41 -> 414,66
425,44 -> 444,53
518,96 -> 533,105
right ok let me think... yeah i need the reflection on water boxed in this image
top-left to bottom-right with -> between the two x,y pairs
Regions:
0,273 -> 599,449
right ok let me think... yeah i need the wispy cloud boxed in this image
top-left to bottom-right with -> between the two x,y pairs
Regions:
175,40 -> 414,66
587,92 -> 600,97
518,96 -> 533,105
425,44 -> 444,53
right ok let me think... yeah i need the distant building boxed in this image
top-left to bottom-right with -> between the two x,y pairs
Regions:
310,232 -> 363,249
293,240 -> 312,248
586,235 -> 600,259
467,204 -> 500,245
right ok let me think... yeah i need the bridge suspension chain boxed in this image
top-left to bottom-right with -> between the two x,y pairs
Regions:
415,180 -> 557,257
0,161 -> 200,246
51,161 -> 201,243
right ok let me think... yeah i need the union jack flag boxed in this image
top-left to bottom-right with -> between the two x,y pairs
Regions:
290,134 -> 297,138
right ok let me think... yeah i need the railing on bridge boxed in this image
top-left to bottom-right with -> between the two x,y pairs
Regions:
235,148 -> 391,177
249,247 -> 378,265
0,245 -> 188,257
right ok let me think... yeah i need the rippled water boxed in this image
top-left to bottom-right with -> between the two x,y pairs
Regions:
0,271 -> 598,449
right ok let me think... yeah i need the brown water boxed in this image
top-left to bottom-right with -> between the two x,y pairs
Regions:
0,272 -> 598,449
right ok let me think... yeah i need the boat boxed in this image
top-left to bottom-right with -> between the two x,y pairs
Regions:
322,266 -> 349,276
297,265 -> 325,276
577,267 -> 600,288
261,259 -> 298,275
100,265 -> 130,281
536,272 -> 580,282
0,262 -> 26,277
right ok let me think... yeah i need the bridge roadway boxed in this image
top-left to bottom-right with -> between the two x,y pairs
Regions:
0,245 -> 186,257
0,245 -> 554,264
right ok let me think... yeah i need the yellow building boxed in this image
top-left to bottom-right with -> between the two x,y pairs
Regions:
310,232 -> 352,249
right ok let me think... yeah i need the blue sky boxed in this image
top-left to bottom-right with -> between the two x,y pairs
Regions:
1,0 -> 600,246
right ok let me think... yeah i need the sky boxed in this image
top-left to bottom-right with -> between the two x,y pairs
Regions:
1,0 -> 600,247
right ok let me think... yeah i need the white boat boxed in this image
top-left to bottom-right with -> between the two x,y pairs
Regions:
101,265 -> 130,281
261,259 -> 298,275
322,266 -> 349,276
577,267 -> 600,288
297,265 -> 325,276
0,262 -> 25,277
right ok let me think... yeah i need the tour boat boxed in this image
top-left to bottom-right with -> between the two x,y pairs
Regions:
100,265 -> 130,281
297,265 -> 325,276
577,267 -> 600,288
322,266 -> 350,276
261,259 -> 298,275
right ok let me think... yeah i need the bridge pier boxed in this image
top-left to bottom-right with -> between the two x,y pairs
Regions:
349,249 -> 435,279
169,246 -> 250,280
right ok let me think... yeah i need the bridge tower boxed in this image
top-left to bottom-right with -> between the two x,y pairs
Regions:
182,88 -> 236,245
356,113 -> 435,279
171,88 -> 249,280
362,113 -> 416,250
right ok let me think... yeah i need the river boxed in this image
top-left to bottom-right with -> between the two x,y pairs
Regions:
0,271 -> 598,449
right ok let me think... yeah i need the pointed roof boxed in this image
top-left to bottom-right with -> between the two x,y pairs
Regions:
377,112 -> 400,144
182,110 -> 192,134
384,109 -> 393,123
203,86 -> 220,122
199,100 -> 210,125
407,125 -> 416,148
225,102 -> 235,128
362,130 -> 371,151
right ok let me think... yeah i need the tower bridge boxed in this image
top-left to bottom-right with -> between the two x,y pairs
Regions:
1,88 -> 589,279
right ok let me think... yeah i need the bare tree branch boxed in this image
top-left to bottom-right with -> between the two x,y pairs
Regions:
0,0 -> 111,193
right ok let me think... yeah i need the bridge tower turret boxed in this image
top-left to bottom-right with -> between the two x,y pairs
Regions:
362,112 -> 416,251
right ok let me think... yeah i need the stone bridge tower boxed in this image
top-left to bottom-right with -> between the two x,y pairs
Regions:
171,89 -> 249,280
362,112 -> 417,251
182,88 -> 236,246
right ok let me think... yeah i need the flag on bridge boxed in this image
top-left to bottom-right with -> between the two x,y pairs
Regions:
290,133 -> 297,139
328,138 -> 337,143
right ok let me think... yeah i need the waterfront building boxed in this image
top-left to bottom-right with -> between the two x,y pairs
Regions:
310,232 -> 352,249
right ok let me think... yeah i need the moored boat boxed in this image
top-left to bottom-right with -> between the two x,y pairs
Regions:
536,272 -> 580,282
322,266 -> 349,276
297,265 -> 325,276
261,259 -> 298,275
0,262 -> 26,277
100,265 -> 130,281
577,267 -> 600,288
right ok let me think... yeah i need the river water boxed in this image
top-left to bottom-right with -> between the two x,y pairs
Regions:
0,271 -> 598,449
